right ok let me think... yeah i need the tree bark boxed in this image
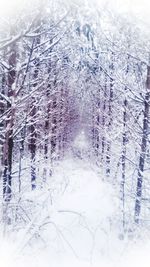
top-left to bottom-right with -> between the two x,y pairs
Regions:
28,36 -> 40,190
3,45 -> 16,201
134,65 -> 150,224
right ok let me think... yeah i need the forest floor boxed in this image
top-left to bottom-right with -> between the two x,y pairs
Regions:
0,132 -> 150,267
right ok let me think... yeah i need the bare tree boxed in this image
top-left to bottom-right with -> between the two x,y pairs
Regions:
134,62 -> 150,224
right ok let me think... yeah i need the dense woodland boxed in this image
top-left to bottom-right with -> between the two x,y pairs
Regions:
0,0 -> 150,243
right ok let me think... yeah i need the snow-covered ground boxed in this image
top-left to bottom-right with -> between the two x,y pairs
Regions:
0,132 -> 150,267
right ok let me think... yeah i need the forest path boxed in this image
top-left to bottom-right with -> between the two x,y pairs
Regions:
0,131 -> 134,267
34,131 -> 122,267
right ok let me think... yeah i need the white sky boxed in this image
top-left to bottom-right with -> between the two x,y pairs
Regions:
0,0 -> 149,14
0,0 -> 149,23
109,0 -> 150,23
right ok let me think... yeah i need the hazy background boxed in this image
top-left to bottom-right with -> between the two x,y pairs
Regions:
0,0 -> 149,24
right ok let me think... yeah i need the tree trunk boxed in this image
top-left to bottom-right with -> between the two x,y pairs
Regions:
29,37 -> 40,190
106,56 -> 114,176
134,65 -> 150,224
101,74 -> 107,161
0,70 -> 6,178
120,57 -> 129,229
121,97 -> 127,228
3,45 -> 16,201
